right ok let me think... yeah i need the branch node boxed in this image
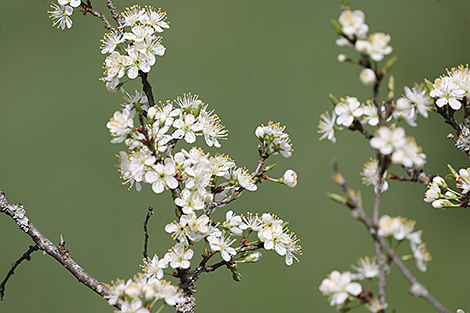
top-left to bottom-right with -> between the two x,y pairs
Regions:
409,282 -> 429,298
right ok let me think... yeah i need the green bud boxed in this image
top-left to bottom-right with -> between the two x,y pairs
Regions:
193,103 -> 202,118
327,192 -> 347,205
424,78 -> 434,93
383,56 -> 397,73
329,93 -> 340,106
263,164 -> 277,172
356,189 -> 363,207
388,75 -> 395,92
387,75 -> 395,101
232,271 -> 242,282
331,20 -> 343,36
281,221 -> 289,228
447,164 -> 458,178
175,207 -> 182,218
400,254 -> 413,261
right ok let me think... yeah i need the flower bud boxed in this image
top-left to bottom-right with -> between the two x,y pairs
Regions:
255,126 -> 265,139
359,68 -> 376,86
396,97 -> 410,111
433,176 -> 448,188
147,106 -> 157,120
424,78 -> 434,94
244,251 -> 262,263
337,54 -> 347,62
232,271 -> 242,282
329,93 -> 340,105
203,192 -> 214,204
159,112 -> 168,125
432,199 -> 451,209
263,164 -> 277,172
282,169 -> 298,188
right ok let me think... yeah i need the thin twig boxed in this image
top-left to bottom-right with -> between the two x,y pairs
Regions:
143,206 -> 154,261
0,244 -> 39,300
80,2 -> 115,30
0,188 -> 120,310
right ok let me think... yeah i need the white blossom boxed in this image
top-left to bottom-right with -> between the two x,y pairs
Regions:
319,270 -> 363,306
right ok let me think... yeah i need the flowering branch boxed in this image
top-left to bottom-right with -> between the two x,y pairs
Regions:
331,160 -> 450,313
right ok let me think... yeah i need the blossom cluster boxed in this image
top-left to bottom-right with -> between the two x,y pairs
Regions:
100,5 -> 169,92
430,65 -> 470,110
48,2 -> 301,311
318,5 -> 432,196
319,213 -> 431,311
370,126 -> 426,168
47,0 -> 81,30
255,122 -> 293,158
164,210 -> 301,268
318,96 -> 426,193
318,91 -> 431,146
424,165 -> 470,209
107,274 -> 185,312
335,9 -> 392,64
378,215 -> 431,272
319,257 -> 384,311
106,89 -> 300,267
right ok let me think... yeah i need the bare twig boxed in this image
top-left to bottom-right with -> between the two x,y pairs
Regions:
0,188 -> 120,310
80,1 -> 115,30
389,166 -> 435,185
0,244 -> 39,300
143,206 -> 154,261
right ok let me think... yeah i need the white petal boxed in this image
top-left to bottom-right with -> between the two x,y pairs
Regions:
346,282 -> 363,296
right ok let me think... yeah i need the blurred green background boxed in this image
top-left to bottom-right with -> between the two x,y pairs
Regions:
1,0 -> 470,312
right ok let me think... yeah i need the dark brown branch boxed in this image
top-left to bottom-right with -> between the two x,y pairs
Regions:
142,206 -> 154,261
0,188 -> 120,310
139,71 -> 156,108
80,1 -> 115,30
0,244 -> 39,300
350,119 -> 372,139
390,166 -> 435,185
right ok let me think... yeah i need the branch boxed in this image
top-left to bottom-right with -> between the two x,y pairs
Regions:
80,0 -> 116,30
331,161 -> 450,313
143,206 -> 154,260
0,244 -> 39,300
105,0 -> 121,27
203,150 -> 269,215
0,188 -> 120,310
139,71 -> 156,108
390,166 -> 435,185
